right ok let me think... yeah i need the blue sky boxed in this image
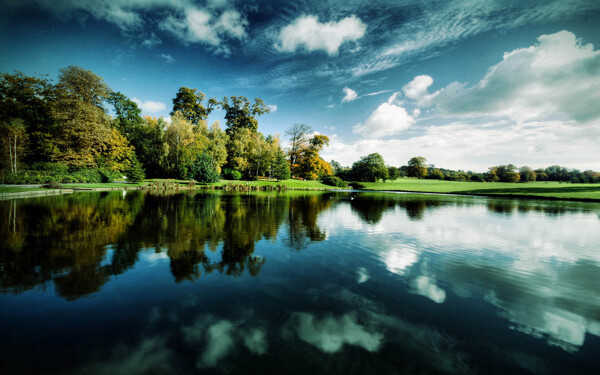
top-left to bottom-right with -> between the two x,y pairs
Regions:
2,0 -> 599,171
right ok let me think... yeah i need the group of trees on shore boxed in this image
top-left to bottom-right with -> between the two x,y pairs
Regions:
2,66 -> 598,186
332,154 -> 600,184
0,67 -> 333,184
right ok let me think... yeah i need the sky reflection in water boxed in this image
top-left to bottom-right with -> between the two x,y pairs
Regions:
1,191 -> 599,374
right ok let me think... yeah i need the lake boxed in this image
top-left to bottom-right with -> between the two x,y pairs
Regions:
1,190 -> 599,374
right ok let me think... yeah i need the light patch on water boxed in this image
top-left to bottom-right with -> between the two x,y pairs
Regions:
181,315 -> 269,368
72,336 -> 173,375
291,312 -> 383,353
383,245 -> 419,275
411,275 -> 446,303
241,328 -> 268,355
356,267 -> 370,283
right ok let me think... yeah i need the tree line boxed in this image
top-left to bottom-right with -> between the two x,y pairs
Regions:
331,154 -> 600,184
0,67 -> 332,184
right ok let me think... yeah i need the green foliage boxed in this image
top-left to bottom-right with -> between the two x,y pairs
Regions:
351,153 -> 389,182
190,152 -> 220,184
426,168 -> 444,180
126,156 -> 145,183
388,166 -> 399,180
107,91 -> 143,139
220,96 -> 270,134
322,175 -> 348,187
171,87 -> 216,125
222,168 -> 243,180
470,174 -> 485,182
407,156 -> 428,178
44,181 -> 63,189
519,166 -> 537,182
272,147 -> 291,181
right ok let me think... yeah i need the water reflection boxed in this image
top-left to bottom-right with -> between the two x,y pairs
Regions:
0,191 -> 335,299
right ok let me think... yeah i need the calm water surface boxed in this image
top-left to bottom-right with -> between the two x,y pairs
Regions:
1,190 -> 599,374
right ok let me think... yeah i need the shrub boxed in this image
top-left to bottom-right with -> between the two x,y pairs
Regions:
222,168 -> 242,180
44,181 -> 63,189
322,175 -> 348,187
470,174 -> 484,182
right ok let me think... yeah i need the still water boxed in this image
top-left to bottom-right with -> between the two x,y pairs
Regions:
1,190 -> 599,374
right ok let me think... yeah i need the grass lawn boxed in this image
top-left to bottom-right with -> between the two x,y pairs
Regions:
361,178 -> 600,201
212,179 -> 338,189
0,186 -> 48,193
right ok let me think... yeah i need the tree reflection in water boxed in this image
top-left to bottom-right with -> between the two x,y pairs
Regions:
0,191 -> 334,299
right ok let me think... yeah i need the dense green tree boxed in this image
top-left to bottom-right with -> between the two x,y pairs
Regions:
534,168 -> 548,181
205,121 -> 229,174
272,147 -> 291,181
426,168 -> 444,180
107,91 -> 143,140
496,164 -> 521,183
407,156 -> 428,178
0,71 -> 57,163
220,96 -> 270,135
351,153 -> 389,182
170,87 -> 217,125
190,152 -> 220,183
125,155 -> 145,183
388,166 -> 399,180
519,166 -> 537,182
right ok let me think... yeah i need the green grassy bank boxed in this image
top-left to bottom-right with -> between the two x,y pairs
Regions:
360,178 -> 600,201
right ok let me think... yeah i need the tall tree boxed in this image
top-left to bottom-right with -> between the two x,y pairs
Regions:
135,116 -> 167,177
351,153 -> 389,182
272,147 -> 291,181
0,71 -> 56,163
407,156 -> 428,178
285,123 -> 312,170
164,112 -> 195,179
219,96 -> 270,135
297,134 -> 332,180
51,66 -> 119,167
107,91 -> 143,140
0,119 -> 27,174
171,87 -> 217,125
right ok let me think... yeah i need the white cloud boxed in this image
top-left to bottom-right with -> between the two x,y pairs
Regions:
276,15 -> 366,55
356,267 -> 370,283
267,104 -> 278,112
353,92 -> 416,138
291,312 -> 383,353
322,119 -> 600,171
432,31 -> 600,123
341,87 -> 358,103
159,53 -> 174,63
132,98 -> 167,114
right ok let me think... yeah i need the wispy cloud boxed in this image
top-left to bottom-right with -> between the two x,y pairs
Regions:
159,53 -> 175,63
142,33 -> 162,48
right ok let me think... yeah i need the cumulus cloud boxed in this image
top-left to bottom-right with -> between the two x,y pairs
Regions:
356,267 -> 370,283
323,119 -> 600,172
267,104 -> 278,112
290,312 -> 383,353
159,7 -> 247,54
353,92 -> 416,138
341,87 -> 358,103
433,31 -> 600,123
276,15 -> 366,55
11,1 -> 248,55
132,98 -> 167,114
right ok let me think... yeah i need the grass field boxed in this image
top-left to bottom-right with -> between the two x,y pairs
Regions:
3,178 -> 600,201
361,178 -> 600,201
213,179 -> 338,189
